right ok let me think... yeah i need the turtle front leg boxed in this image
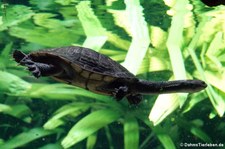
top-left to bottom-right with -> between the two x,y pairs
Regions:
20,58 -> 62,78
113,87 -> 142,104
113,86 -> 129,101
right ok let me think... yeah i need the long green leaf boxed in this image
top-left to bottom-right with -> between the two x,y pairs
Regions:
86,132 -> 97,149
104,126 -> 114,149
165,0 -> 189,105
0,128 -> 57,149
190,127 -> 212,142
25,83 -> 109,101
9,26 -> 80,47
39,143 -> 63,149
157,134 -> 176,149
44,103 -> 90,129
152,125 -> 176,149
122,0 -> 150,75
187,16 -> 225,116
0,5 -> 34,31
61,109 -> 122,148
76,1 -> 107,51
137,116 -> 176,149
177,119 -> 212,142
0,71 -> 31,95
149,94 -> 180,125
4,104 -> 31,118
124,117 -> 139,149
0,104 -> 11,113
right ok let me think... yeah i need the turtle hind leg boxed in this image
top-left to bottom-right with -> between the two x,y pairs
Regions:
127,94 -> 142,104
29,62 -> 62,78
28,62 -> 58,78
20,58 -> 62,78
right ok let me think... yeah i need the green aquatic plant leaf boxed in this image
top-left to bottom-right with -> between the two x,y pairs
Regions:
62,109 -> 122,148
30,0 -> 56,10
205,71 -> 225,93
157,133 -> 176,149
204,71 -> 225,117
149,0 -> 190,125
165,0 -> 189,101
106,32 -> 131,51
177,119 -> 212,143
38,143 -> 63,149
0,128 -> 58,149
76,1 -> 107,51
122,0 -> 150,75
25,83 -> 111,103
138,118 -> 176,149
0,71 -> 31,95
181,92 -> 207,113
33,13 -> 67,29
150,26 -> 168,50
9,26 -> 81,47
44,103 -> 90,129
149,94 -> 180,125
104,126 -> 114,149
55,0 -> 77,6
205,32 -> 224,70
0,42 -> 13,69
0,5 -> 34,31
197,7 -> 225,46
124,117 -> 139,149
187,16 -> 225,116
0,104 -> 11,113
0,42 -> 12,59
141,0 -> 171,30
4,104 -> 31,119
189,0 -> 213,15
190,126 -> 212,142
86,132 -> 97,149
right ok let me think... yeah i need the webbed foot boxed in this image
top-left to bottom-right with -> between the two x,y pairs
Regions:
127,94 -> 142,104
20,58 -> 41,78
113,86 -> 129,101
13,50 -> 60,78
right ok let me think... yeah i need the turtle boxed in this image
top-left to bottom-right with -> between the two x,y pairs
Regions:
12,46 -> 207,104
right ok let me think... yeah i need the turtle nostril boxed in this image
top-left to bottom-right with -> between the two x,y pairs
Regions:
202,82 -> 207,88
199,80 -> 207,88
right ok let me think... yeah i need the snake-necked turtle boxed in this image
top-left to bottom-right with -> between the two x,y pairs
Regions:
13,46 -> 207,104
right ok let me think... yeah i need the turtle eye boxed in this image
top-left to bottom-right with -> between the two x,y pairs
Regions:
13,50 -> 28,63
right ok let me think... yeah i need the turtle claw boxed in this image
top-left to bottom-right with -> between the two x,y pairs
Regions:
26,64 -> 41,78
27,65 -> 36,71
20,58 -> 34,65
20,58 -> 41,78
127,94 -> 142,104
32,69 -> 41,78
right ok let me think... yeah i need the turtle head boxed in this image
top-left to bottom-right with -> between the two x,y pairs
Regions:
12,50 -> 29,64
